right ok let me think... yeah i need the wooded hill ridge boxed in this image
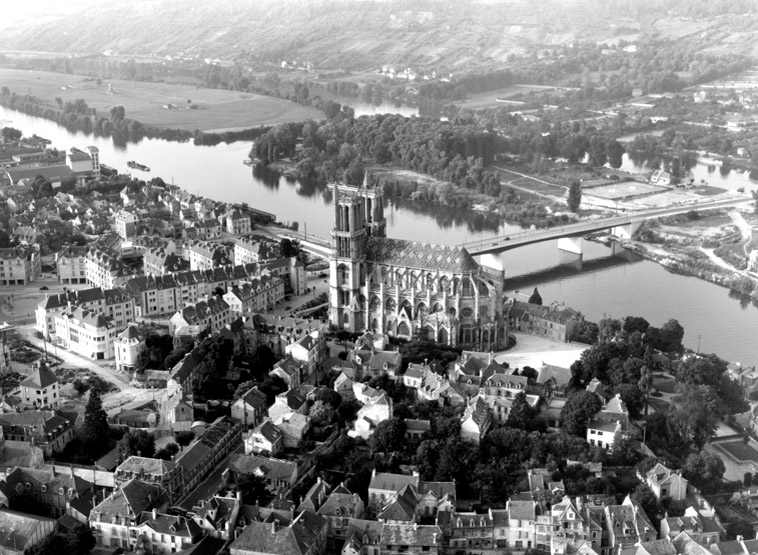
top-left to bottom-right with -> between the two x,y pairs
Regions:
3,0 -> 758,71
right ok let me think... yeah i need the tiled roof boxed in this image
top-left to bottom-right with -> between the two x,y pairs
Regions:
369,472 -> 419,493
366,237 -> 479,273
379,523 -> 442,546
0,508 -> 56,551
230,511 -> 326,555
117,456 -> 177,476
229,455 -> 297,483
117,325 -> 141,341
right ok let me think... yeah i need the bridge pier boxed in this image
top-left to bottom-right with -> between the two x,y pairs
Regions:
611,220 -> 642,240
557,237 -> 583,256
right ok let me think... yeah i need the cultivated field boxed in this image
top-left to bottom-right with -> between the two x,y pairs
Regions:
0,68 -> 322,131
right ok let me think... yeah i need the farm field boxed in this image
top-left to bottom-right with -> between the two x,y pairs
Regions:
0,68 -> 322,131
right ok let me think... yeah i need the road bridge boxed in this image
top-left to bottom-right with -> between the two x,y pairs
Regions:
462,196 -> 753,256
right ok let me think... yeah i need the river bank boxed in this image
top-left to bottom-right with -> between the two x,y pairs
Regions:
617,209 -> 758,301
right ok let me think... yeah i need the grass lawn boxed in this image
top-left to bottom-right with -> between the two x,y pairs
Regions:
717,440 -> 758,462
0,68 -> 322,131
652,375 -> 676,394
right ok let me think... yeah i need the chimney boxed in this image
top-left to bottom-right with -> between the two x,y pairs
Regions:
237,489 -> 242,502
271,521 -> 277,533
152,508 -> 157,520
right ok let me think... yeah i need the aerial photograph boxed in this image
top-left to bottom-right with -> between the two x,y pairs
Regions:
0,0 -> 757,554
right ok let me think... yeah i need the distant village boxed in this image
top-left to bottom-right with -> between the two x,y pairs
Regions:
0,130 -> 758,555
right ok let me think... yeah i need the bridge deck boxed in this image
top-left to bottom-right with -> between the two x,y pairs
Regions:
462,197 -> 751,256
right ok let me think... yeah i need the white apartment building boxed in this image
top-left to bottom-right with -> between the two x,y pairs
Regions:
54,307 -> 117,360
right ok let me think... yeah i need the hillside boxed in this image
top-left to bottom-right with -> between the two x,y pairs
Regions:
2,0 -> 757,71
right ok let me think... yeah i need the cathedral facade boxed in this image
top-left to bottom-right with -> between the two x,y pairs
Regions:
329,180 -> 508,351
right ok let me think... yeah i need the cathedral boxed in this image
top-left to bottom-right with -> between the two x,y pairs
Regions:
329,179 -> 508,350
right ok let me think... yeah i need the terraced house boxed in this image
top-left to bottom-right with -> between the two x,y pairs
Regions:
35,286 -> 135,337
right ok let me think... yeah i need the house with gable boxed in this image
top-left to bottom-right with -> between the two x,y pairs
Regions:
644,463 -> 688,501
19,362 -> 60,409
380,523 -> 442,555
342,519 -> 383,555
377,484 -> 417,524
460,396 -> 491,444
88,479 -> 169,550
538,363 -> 573,398
317,483 -> 365,545
285,330 -> 327,381
268,388 -> 308,423
659,507 -> 721,545
245,419 -> 283,456
229,510 -> 327,555
232,386 -> 268,429
115,456 -> 184,504
586,394 -> 630,451
350,392 -> 393,440
604,496 -> 657,549
368,472 -> 419,516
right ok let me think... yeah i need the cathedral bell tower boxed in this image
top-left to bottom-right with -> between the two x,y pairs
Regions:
329,176 -> 385,331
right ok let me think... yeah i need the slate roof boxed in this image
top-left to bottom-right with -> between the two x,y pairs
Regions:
137,512 -> 200,538
366,237 -> 479,273
91,478 -> 167,521
377,484 -> 417,522
254,420 -> 282,444
19,363 -> 58,389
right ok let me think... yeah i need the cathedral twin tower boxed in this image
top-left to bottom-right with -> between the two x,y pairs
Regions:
329,178 -> 508,351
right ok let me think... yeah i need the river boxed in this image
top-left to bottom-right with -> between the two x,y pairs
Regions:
1,105 -> 756,366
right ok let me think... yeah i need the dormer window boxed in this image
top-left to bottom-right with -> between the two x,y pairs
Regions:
41,485 -> 47,493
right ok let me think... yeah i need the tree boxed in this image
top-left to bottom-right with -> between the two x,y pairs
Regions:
672,385 -> 720,449
745,472 -> 753,487
682,451 -> 725,492
371,418 -> 406,452
314,388 -> 342,410
0,126 -> 22,142
623,316 -> 650,335
66,523 -> 96,555
660,319 -> 684,354
616,384 -> 645,419
520,367 -> 538,382
606,139 -> 625,169
118,429 -> 156,458
561,391 -> 602,436
109,105 -> 126,121
175,431 -> 195,447
568,179 -> 582,212
155,443 -> 180,460
506,392 -> 534,430
528,287 -> 543,306
310,400 -> 337,426
81,390 -> 109,449
631,483 -> 660,521
236,473 -> 273,506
